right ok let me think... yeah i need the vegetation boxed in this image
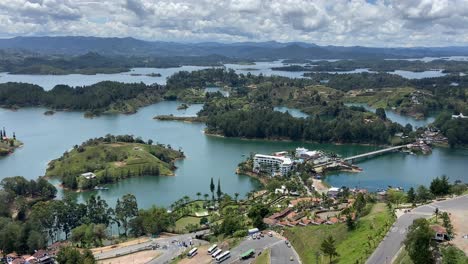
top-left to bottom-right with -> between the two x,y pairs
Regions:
0,51 -> 247,75
56,246 -> 96,264
46,135 -> 184,190
284,203 -> 394,264
0,81 -> 164,115
404,218 -> 436,264
0,127 -> 22,156
254,248 -> 271,264
433,112 -> 468,146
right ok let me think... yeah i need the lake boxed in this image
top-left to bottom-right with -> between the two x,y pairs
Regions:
0,61 -> 451,90
1,102 -> 467,209
345,103 -> 436,128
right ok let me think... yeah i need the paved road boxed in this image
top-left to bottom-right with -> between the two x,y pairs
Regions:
366,195 -> 468,264
228,233 -> 301,264
94,231 -> 209,263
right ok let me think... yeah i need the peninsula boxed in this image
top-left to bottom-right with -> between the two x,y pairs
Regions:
45,135 -> 184,191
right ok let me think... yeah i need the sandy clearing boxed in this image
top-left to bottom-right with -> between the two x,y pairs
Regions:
97,250 -> 161,264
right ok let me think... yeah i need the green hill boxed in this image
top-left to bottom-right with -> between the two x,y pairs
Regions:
45,135 -> 184,190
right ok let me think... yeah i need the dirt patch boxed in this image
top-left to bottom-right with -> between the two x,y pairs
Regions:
179,245 -> 211,264
449,209 -> 468,254
312,179 -> 328,194
113,161 -> 127,167
97,250 -> 160,264
90,237 -> 151,254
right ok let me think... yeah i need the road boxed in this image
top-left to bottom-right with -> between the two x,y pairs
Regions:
366,195 -> 468,264
94,230 -> 209,263
228,233 -> 301,264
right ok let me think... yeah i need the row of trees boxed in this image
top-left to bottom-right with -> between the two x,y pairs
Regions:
387,175 -> 467,207
0,81 -> 164,113
205,107 -> 402,144
0,175 -> 173,254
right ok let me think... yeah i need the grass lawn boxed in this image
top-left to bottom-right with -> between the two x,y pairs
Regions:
254,248 -> 271,264
393,248 -> 413,264
284,203 -> 394,264
174,216 -> 201,233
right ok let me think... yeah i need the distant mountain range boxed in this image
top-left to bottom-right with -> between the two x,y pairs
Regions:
1,36 -> 468,59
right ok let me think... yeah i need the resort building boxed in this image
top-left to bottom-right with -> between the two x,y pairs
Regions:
253,154 -> 292,176
295,147 -> 320,159
81,172 -> 96,180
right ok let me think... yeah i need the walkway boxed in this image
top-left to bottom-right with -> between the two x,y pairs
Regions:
344,145 -> 408,162
366,195 -> 468,264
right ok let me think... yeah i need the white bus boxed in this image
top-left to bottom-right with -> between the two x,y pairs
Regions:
215,251 -> 230,263
187,247 -> 198,258
211,249 -> 222,258
207,244 -> 218,254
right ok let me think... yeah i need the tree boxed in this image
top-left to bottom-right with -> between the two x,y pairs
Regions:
131,206 -> 173,236
321,235 -> 339,263
210,177 -> 215,198
407,187 -> 416,204
216,178 -> 222,201
404,218 -> 435,264
430,175 -> 450,196
203,193 -> 209,201
247,204 -> 270,230
196,192 -> 201,200
234,192 -> 239,202
441,212 -> 454,237
115,194 -> 138,236
56,246 -> 96,264
376,108 -> 386,120
416,185 -> 432,203
354,193 -> 366,215
345,213 -> 355,230
387,190 -> 406,207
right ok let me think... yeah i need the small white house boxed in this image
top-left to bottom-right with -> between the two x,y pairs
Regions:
81,172 -> 96,180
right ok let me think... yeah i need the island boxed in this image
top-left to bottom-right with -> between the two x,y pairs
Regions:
177,103 -> 189,110
0,128 -> 22,156
153,114 -> 205,123
45,135 -> 184,191
0,81 -> 165,115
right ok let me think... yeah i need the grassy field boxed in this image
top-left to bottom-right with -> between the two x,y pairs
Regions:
254,248 -> 271,264
174,216 -> 201,233
284,203 -> 394,264
46,141 -> 183,189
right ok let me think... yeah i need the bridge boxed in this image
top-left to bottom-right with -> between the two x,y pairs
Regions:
344,145 -> 409,162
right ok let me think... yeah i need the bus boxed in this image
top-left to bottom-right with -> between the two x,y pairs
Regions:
207,244 -> 218,254
215,251 -> 230,263
240,249 -> 255,259
211,249 -> 222,258
187,247 -> 198,258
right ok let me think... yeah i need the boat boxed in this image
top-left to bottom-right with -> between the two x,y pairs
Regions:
94,186 -> 109,190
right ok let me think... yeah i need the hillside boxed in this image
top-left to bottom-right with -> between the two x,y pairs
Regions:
1,36 -> 468,59
45,135 -> 184,190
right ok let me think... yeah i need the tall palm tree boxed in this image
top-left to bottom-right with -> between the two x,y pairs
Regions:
196,192 -> 201,200
183,195 -> 190,204
234,192 -> 239,202
203,193 -> 209,201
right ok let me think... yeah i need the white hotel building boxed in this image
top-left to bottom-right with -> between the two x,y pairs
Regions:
253,154 -> 293,176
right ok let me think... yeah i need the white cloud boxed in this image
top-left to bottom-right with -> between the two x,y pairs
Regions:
0,0 -> 467,46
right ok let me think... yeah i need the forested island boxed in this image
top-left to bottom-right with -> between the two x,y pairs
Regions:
45,135 -> 184,190
0,67 -> 466,146
0,81 -> 165,115
273,59 -> 468,74
0,51 -> 247,75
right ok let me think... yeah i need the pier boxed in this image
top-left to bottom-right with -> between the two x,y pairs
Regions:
344,145 -> 409,163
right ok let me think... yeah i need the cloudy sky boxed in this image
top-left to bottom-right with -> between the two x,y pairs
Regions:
0,0 -> 467,47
